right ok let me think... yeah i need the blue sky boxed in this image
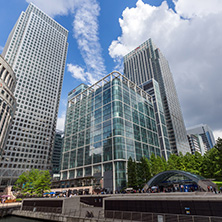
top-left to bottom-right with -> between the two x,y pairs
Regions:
1,0 -> 222,139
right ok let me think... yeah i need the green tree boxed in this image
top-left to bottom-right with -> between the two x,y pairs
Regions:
202,148 -> 222,179
150,153 -> 166,176
127,157 -> 138,189
14,169 -> 51,196
137,156 -> 151,188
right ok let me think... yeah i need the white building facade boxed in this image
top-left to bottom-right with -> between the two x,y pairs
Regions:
0,3 -> 68,186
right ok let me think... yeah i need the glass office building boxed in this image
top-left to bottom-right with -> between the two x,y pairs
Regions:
61,72 -> 161,191
124,39 -> 190,155
141,79 -> 171,159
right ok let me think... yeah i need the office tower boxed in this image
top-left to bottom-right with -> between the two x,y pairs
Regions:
0,3 -> 68,186
187,124 -> 216,150
0,55 -> 16,157
61,71 -> 161,192
52,130 -> 64,175
124,38 -> 190,155
141,79 -> 170,159
187,134 -> 206,155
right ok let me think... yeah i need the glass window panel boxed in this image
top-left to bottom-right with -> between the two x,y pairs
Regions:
77,168 -> 83,177
77,148 -> 83,166
103,138 -> 112,161
143,144 -> 150,159
69,150 -> 76,168
85,166 -> 92,176
113,118 -> 124,136
135,141 -> 142,161
103,120 -> 112,139
114,137 -> 126,159
84,145 -> 92,165
62,152 -> 69,170
133,124 -> 141,141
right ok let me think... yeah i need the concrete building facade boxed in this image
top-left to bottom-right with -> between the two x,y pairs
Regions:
0,3 -> 68,186
0,55 -> 16,157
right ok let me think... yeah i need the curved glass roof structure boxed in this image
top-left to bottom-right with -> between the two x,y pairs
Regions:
147,170 -> 206,187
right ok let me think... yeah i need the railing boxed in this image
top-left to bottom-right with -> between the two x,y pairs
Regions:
19,206 -> 222,222
104,210 -> 222,222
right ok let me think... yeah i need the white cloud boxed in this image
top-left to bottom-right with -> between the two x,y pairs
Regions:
56,111 -> 66,131
213,130 -> 222,141
71,0 -> 106,84
109,0 -> 222,133
26,0 -> 79,17
174,0 -> 222,18
0,45 -> 3,52
67,64 -> 87,82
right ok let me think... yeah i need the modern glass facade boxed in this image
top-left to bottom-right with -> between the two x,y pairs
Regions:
141,79 -> 171,159
124,38 -> 190,155
52,130 -> 64,175
61,72 -> 161,191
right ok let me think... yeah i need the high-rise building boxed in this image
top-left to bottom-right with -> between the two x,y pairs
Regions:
187,134 -> 206,155
140,79 -> 171,159
61,71 -> 161,192
124,38 -> 190,155
52,130 -> 64,175
0,55 -> 16,157
187,124 -> 216,151
0,3 -> 68,186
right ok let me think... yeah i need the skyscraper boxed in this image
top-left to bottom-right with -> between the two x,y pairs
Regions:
124,39 -> 190,155
187,134 -> 206,155
0,3 -> 68,186
187,124 -> 216,151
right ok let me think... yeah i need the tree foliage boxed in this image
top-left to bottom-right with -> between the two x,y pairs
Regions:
127,157 -> 138,189
127,138 -> 222,188
14,169 -> 51,196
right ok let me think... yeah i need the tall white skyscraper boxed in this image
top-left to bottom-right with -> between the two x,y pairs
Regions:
0,3 -> 68,186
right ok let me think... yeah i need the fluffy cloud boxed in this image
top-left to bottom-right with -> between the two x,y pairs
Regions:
213,130 -> 222,141
71,0 -> 106,84
26,0 -> 78,17
174,0 -> 222,18
109,0 -> 222,138
67,64 -> 87,82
